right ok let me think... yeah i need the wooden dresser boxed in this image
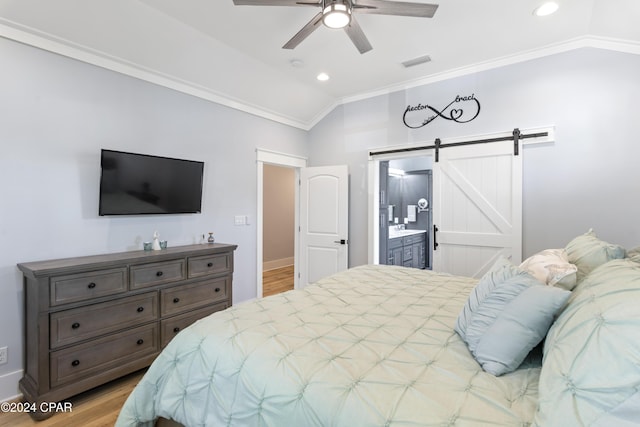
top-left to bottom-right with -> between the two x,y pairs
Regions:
17,243 -> 236,420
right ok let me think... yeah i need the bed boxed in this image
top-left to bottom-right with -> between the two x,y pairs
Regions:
116,230 -> 640,427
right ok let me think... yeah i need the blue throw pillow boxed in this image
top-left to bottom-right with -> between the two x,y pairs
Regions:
456,257 -> 571,376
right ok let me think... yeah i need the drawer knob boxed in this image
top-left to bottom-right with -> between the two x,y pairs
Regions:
87,282 -> 96,289
207,262 -> 213,267
173,327 -> 180,333
156,271 -> 164,277
136,339 -> 144,345
173,297 -> 180,304
215,288 -> 221,293
71,360 -> 80,367
137,306 -> 144,313
72,322 -> 80,329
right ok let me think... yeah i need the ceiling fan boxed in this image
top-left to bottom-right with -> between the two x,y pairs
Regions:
232,0 -> 439,54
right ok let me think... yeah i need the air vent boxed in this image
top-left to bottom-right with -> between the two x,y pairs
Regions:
402,55 -> 432,68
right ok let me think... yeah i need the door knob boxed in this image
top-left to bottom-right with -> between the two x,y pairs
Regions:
334,239 -> 348,245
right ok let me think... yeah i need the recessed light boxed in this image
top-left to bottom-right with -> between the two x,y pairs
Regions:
290,59 -> 304,68
317,72 -> 330,82
533,2 -> 559,17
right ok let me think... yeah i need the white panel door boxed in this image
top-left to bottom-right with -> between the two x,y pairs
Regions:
300,165 -> 349,286
432,140 -> 522,278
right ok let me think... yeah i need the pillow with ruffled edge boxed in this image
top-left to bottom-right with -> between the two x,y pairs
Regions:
455,257 -> 571,376
455,257 -> 520,339
519,248 -> 578,290
564,229 -> 626,283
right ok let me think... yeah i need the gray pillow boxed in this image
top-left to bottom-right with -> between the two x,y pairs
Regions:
456,257 -> 571,376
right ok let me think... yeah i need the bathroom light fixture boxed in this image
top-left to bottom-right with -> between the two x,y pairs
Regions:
317,72 -> 330,81
388,168 -> 405,177
322,1 -> 351,29
533,2 -> 559,16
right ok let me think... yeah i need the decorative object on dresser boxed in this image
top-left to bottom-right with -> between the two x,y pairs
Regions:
17,243 -> 237,420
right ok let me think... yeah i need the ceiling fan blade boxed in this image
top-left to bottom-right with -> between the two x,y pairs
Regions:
353,0 -> 438,18
344,16 -> 373,54
233,0 -> 319,6
283,12 -> 324,49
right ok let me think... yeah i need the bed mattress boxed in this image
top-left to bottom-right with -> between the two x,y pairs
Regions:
116,264 -> 541,426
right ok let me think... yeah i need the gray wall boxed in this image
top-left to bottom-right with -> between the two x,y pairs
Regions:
0,37 -> 307,398
308,47 -> 640,267
2,37 -> 639,402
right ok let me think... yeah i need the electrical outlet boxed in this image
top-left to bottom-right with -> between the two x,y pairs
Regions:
0,346 -> 7,365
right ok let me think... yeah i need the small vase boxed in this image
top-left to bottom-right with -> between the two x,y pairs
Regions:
152,231 -> 161,250
207,232 -> 215,244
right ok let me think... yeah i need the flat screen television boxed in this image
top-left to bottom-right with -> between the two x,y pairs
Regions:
99,149 -> 204,215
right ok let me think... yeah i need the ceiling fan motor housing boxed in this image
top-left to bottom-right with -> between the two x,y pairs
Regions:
322,0 -> 352,28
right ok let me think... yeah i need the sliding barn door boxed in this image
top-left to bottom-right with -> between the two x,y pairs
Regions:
432,140 -> 522,278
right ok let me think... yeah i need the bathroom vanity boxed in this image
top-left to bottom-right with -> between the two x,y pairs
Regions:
388,229 -> 427,269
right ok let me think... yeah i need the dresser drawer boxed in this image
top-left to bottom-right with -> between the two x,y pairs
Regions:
188,253 -> 232,278
161,277 -> 229,317
161,302 -> 228,347
130,260 -> 185,290
50,268 -> 128,306
50,292 -> 158,349
50,324 -> 159,388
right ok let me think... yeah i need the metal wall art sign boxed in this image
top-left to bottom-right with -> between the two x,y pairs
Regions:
403,93 -> 481,129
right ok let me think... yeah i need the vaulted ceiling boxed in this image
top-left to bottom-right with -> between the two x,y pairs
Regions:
1,0 -> 639,129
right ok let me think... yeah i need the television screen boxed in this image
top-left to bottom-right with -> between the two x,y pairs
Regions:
99,149 -> 204,215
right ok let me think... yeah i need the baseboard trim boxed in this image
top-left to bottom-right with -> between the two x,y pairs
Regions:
0,369 -> 23,402
263,257 -> 294,272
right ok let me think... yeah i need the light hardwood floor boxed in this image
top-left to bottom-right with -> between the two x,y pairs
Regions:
263,265 -> 294,297
0,369 -> 145,427
1,268 -> 294,426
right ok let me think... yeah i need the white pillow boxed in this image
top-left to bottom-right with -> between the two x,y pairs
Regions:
519,248 -> 578,290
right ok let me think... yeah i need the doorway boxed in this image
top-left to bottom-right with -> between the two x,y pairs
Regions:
369,128 -> 531,277
256,149 -> 307,299
379,156 -> 434,270
262,164 -> 296,297
256,150 -> 350,297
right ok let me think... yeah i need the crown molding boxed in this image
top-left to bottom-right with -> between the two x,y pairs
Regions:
0,18 -> 310,130
2,17 -> 639,132
336,35 -> 640,109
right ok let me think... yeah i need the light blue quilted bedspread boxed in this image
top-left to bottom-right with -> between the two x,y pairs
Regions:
116,265 -> 541,427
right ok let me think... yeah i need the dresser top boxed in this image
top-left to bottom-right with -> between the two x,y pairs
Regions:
18,243 -> 237,277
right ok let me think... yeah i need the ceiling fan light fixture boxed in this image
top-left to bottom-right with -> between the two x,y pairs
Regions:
322,2 -> 351,29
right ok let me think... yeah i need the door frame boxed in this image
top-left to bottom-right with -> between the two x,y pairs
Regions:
368,151 -> 435,265
367,127 -> 555,265
256,148 -> 307,298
